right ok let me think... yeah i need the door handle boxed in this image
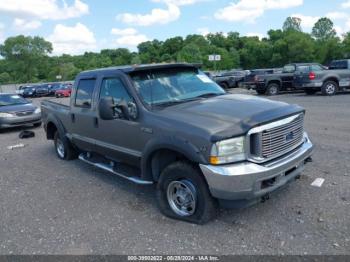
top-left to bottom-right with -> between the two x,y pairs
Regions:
71,113 -> 75,123
93,117 -> 99,128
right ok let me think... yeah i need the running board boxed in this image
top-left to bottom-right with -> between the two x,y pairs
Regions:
78,154 -> 153,185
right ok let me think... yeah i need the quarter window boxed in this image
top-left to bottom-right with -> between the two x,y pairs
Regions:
75,79 -> 96,108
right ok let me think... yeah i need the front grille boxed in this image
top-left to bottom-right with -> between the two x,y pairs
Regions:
15,110 -> 34,117
249,114 -> 304,162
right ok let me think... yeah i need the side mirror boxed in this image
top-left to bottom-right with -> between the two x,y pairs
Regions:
98,97 -> 138,121
98,97 -> 115,120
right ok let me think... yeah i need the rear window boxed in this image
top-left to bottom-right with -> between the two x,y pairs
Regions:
283,65 -> 296,73
329,60 -> 348,70
75,79 -> 96,108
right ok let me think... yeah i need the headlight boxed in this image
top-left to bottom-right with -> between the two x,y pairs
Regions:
0,112 -> 15,118
34,107 -> 41,114
210,136 -> 246,165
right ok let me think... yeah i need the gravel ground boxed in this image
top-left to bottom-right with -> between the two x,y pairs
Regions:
0,90 -> 349,255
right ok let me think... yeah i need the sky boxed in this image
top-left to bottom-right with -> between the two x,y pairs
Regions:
0,0 -> 349,55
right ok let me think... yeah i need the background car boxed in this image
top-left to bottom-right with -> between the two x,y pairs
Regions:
16,85 -> 32,96
55,84 -> 72,98
213,70 -> 247,89
0,93 -> 41,129
35,84 -> 51,97
49,83 -> 65,96
22,86 -> 38,98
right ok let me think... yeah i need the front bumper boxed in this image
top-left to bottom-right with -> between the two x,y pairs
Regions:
200,132 -> 313,203
0,113 -> 42,128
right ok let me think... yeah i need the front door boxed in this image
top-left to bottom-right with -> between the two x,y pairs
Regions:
94,77 -> 150,166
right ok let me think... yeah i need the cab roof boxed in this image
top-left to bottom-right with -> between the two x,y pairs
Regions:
79,63 -> 201,77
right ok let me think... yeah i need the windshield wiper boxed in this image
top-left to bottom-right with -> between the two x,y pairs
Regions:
193,92 -> 225,99
153,100 -> 192,107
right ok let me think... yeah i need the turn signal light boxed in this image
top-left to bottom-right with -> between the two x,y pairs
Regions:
209,156 -> 219,165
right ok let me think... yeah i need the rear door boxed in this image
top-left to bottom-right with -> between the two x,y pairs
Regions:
70,77 -> 98,152
281,65 -> 296,89
294,65 -> 310,86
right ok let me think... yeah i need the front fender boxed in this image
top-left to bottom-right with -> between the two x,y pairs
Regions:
141,136 -> 207,181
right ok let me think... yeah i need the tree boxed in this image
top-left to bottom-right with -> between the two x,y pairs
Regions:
283,17 -> 302,32
0,35 -> 52,83
177,43 -> 202,63
0,72 -> 10,84
312,17 -> 336,41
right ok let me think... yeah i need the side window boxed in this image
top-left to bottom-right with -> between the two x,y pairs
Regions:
100,78 -> 132,103
311,65 -> 323,71
75,79 -> 96,108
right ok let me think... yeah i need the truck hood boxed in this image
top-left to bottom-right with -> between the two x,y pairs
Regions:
0,103 -> 37,113
156,94 -> 304,141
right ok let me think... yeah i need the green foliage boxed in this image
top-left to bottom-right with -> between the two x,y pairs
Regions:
0,72 -> 10,84
0,35 -> 52,83
283,17 -> 302,32
312,18 -> 337,41
0,16 -> 350,85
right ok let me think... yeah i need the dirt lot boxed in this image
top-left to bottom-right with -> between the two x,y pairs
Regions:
0,89 -> 349,255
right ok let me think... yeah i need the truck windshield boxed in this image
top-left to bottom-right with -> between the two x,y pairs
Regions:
0,94 -> 29,106
130,67 -> 225,107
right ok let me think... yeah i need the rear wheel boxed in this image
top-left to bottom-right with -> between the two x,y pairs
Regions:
321,81 -> 338,96
156,161 -> 218,224
54,131 -> 78,160
305,89 -> 317,95
266,83 -> 280,96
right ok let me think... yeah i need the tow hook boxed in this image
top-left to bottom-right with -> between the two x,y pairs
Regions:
261,194 -> 270,203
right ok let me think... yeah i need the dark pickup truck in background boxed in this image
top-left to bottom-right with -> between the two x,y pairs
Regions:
212,70 -> 246,89
294,59 -> 350,95
250,63 -> 324,95
42,63 -> 313,224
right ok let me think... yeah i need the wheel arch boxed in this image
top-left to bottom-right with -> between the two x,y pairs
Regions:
141,138 -> 207,182
45,115 -> 66,140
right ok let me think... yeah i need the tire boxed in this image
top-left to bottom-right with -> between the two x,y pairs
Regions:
256,89 -> 266,95
33,122 -> 42,128
305,90 -> 317,95
220,82 -> 229,89
321,81 -> 338,96
54,131 -> 78,160
156,161 -> 218,224
265,83 -> 280,96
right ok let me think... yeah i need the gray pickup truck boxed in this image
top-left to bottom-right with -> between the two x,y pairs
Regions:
42,63 -> 313,224
294,59 -> 350,95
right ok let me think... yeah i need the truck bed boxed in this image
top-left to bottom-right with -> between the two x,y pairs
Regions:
41,99 -> 72,133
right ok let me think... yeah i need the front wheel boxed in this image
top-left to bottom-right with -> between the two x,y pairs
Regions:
266,83 -> 280,96
156,161 -> 218,224
321,81 -> 338,96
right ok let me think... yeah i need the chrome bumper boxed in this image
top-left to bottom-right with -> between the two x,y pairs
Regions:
200,132 -> 313,201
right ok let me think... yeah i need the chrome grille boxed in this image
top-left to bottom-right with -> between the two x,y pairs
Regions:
249,114 -> 304,162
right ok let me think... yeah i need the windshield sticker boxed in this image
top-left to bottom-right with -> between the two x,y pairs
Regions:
197,74 -> 213,83
11,95 -> 20,99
